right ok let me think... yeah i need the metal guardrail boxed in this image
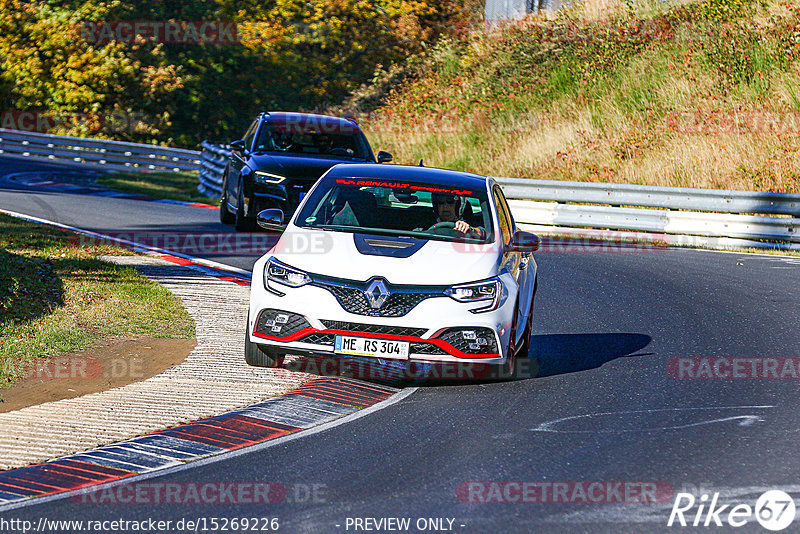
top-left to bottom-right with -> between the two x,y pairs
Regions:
196,141 -> 799,246
0,128 -> 201,172
3,129 -> 794,248
498,178 -> 800,244
198,141 -> 228,197
497,178 -> 800,217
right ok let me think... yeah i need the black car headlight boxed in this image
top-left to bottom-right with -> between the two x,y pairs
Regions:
445,278 -> 503,313
264,258 -> 311,295
254,171 -> 286,184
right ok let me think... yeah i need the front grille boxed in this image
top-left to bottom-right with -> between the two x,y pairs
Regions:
324,286 -> 434,317
438,327 -> 498,355
297,332 -> 336,345
288,183 -> 311,206
255,309 -> 310,337
312,275 -> 446,317
410,343 -> 448,355
321,321 -> 426,338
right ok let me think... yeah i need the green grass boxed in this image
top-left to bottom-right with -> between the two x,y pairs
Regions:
97,170 -> 216,204
0,214 -> 195,391
357,0 -> 800,193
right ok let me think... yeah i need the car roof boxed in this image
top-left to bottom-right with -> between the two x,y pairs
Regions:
324,163 -> 490,190
260,112 -> 362,132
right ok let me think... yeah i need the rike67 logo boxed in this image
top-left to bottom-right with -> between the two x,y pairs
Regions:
668,490 -> 796,531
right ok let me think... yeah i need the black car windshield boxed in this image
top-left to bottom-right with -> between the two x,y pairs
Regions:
254,124 -> 371,160
295,177 -> 495,243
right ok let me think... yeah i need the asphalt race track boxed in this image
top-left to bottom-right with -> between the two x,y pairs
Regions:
2,155 -> 800,533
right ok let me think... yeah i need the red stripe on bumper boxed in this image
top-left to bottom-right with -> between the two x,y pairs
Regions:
253,327 -> 499,359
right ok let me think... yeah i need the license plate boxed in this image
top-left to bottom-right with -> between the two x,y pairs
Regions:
334,335 -> 409,358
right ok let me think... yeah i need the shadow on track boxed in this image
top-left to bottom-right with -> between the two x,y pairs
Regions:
534,333 -> 652,377
279,332 -> 652,388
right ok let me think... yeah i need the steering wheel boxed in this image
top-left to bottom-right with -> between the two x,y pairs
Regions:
426,221 -> 463,236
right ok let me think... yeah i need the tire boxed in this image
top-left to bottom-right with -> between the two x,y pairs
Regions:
516,305 -> 533,358
234,183 -> 255,232
498,301 -> 519,380
516,278 -> 540,379
244,318 -> 284,368
516,279 -> 536,358
219,169 -> 235,225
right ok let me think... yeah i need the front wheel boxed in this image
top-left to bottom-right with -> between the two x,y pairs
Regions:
234,185 -> 255,232
497,301 -> 520,381
219,168 -> 235,225
515,279 -> 539,379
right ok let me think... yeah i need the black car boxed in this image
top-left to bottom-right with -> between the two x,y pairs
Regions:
220,111 -> 392,231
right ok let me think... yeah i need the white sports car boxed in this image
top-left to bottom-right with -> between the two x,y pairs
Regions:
245,164 -> 539,379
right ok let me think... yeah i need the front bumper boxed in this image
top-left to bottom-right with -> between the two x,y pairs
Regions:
248,272 -> 516,366
249,180 -> 313,215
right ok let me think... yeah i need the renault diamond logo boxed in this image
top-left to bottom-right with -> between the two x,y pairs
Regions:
364,278 -> 390,309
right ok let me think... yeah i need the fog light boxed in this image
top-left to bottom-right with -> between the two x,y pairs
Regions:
437,327 -> 499,356
254,309 -> 311,339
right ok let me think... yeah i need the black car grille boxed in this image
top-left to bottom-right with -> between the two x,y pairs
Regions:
312,276 -> 446,317
409,343 -> 448,355
288,182 -> 312,205
297,332 -> 336,345
320,321 -> 426,338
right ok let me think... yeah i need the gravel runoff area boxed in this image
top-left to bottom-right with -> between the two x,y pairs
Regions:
0,255 -> 313,471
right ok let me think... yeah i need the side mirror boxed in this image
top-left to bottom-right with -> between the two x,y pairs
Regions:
508,230 -> 540,252
377,151 -> 393,164
257,209 -> 286,232
230,139 -> 246,154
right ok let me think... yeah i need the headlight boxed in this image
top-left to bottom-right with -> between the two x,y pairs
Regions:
265,258 -> 311,294
445,278 -> 503,313
254,171 -> 286,184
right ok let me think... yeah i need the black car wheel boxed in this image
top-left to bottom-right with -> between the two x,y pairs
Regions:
515,278 -> 539,379
234,183 -> 255,232
516,279 -> 536,358
219,167 -> 235,225
498,301 -> 519,380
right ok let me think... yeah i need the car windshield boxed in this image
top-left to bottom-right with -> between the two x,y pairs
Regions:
295,177 -> 495,243
254,124 -> 371,160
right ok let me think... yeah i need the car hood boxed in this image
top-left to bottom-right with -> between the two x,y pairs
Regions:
269,228 -> 501,285
249,153 -> 368,180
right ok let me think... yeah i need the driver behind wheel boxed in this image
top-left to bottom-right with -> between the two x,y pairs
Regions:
427,192 -> 486,239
